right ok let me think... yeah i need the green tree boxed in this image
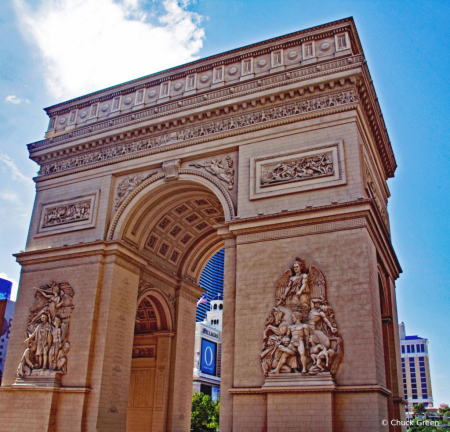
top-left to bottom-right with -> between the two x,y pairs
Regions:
408,418 -> 440,432
191,392 -> 220,432
414,403 -> 427,415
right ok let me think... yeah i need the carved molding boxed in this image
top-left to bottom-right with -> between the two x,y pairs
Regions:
37,88 -> 358,177
132,345 -> 156,358
16,281 -> 75,386
163,159 -> 181,181
261,257 -> 343,379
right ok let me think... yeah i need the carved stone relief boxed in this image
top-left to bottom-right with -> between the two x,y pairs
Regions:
17,281 -> 75,381
261,257 -> 343,377
38,88 -> 358,176
37,192 -> 99,236
115,171 -> 158,210
189,155 -> 235,190
260,153 -> 333,187
251,141 -> 345,200
163,159 -> 181,181
42,200 -> 90,227
132,346 -> 156,358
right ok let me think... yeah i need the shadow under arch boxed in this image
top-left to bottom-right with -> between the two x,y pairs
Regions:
136,286 -> 174,332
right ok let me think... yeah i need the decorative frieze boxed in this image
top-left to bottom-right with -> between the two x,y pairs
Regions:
250,141 -> 345,200
37,192 -> 99,236
261,257 -> 343,378
16,281 -> 75,385
132,346 -> 156,359
38,89 -> 357,177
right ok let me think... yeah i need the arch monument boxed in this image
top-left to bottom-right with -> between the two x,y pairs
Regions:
0,18 -> 406,432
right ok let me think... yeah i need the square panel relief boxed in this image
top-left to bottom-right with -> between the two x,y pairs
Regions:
36,191 -> 99,236
250,140 -> 346,200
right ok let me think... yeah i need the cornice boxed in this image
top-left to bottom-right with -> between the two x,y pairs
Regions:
34,85 -> 360,181
29,55 -> 363,154
43,17 -> 359,115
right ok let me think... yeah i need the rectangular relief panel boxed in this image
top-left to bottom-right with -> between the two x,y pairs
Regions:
250,140 -> 346,200
36,191 -> 99,236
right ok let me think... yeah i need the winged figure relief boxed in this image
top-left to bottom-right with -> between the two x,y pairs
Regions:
261,256 -> 344,378
17,281 -> 75,378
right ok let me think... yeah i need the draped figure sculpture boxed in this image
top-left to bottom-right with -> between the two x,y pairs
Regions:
261,257 -> 343,377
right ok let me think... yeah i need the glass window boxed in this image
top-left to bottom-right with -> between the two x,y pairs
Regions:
410,367 -> 416,372
421,378 -> 426,383
413,395 -> 418,399
402,358 -> 405,363
411,378 -> 416,383
407,345 -> 411,353
419,357 -> 425,361
409,357 -> 415,363
420,373 -> 426,378
403,374 -> 406,378
423,394 -> 428,399
403,379 -> 407,384
402,345 -> 405,353
420,367 -> 425,372
422,345 -> 426,353
412,384 -> 417,388
403,384 -> 407,389
411,373 -> 416,378
412,389 -> 417,394
419,362 -> 425,367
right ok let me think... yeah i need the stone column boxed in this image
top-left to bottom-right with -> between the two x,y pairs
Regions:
218,233 -> 236,432
152,332 -> 174,432
166,280 -> 203,432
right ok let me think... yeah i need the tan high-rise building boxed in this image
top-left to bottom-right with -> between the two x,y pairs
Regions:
399,322 -> 433,412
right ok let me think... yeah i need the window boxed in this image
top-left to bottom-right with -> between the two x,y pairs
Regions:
213,66 -> 224,83
419,362 -> 425,367
303,42 -> 315,59
423,394 -> 428,399
409,357 -> 415,362
242,58 -> 253,75
271,50 -> 283,67
336,34 -> 348,50
403,374 -> 406,378
160,82 -> 170,98
421,378 -> 427,383
412,395 -> 418,399
412,384 -> 417,388
89,103 -> 99,119
411,373 -> 416,378
412,389 -> 417,394
419,357 -> 425,361
49,117 -> 56,130
420,373 -> 426,378
403,384 -> 407,389
402,346 -> 405,353
186,74 -> 196,90
219,304 -> 223,310
211,320 -> 213,324
135,89 -> 145,105
411,378 -> 416,383
213,304 -> 217,310
407,345 -> 411,353
420,367 -> 425,372
411,345 -> 415,353
410,367 -> 416,372
403,379 -> 407,384
68,110 -> 77,125
112,96 -> 122,112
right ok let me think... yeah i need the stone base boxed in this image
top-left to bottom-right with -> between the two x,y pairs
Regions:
262,371 -> 335,388
13,369 -> 62,388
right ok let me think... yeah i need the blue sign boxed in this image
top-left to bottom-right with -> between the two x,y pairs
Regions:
200,338 -> 216,375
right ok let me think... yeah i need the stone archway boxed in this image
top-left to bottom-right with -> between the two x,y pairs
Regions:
116,177 -> 232,432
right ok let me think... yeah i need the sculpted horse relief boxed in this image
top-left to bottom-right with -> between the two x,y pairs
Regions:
261,257 -> 343,377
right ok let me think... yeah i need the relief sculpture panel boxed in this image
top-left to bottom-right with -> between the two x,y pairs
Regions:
261,257 -> 343,378
16,281 -> 75,385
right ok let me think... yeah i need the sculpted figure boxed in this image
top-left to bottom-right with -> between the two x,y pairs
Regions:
189,156 -> 235,190
286,312 -> 310,373
17,340 -> 37,377
268,336 -> 298,375
49,317 -> 62,370
56,342 -> 70,373
261,256 -> 343,377
25,313 -> 52,370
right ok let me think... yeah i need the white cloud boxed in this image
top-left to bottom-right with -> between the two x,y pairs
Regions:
5,95 -> 29,104
0,151 -> 34,185
0,273 -> 18,301
14,0 -> 205,100
0,191 -> 19,202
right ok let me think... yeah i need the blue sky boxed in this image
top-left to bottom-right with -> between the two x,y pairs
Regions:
1,0 -> 449,406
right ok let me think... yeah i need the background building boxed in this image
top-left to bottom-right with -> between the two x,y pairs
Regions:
196,249 -> 224,322
0,278 -> 15,383
193,294 -> 223,401
399,322 -> 433,411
